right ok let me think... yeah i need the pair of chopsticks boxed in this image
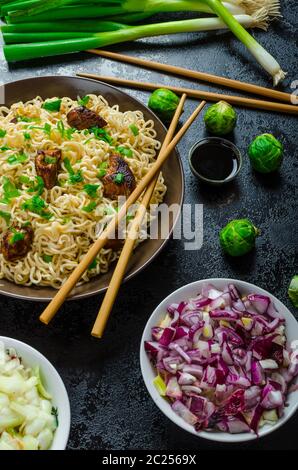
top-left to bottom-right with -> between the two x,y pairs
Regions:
40,95 -> 207,335
77,49 -> 298,115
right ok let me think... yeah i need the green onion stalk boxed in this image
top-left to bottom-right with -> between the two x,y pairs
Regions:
3,0 -> 276,21
1,0 -> 285,84
2,0 -> 123,16
2,9 -> 273,59
1,20 -> 130,33
2,11 -> 270,43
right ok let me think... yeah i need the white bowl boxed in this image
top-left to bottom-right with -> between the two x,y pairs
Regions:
140,278 -> 298,443
0,336 -> 71,450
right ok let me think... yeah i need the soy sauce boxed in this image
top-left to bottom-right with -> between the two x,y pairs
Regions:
190,140 -> 240,182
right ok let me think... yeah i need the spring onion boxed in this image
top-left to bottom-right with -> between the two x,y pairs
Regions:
9,227 -> 25,245
116,146 -> 133,158
0,20 -> 130,33
89,126 -> 113,144
97,161 -> 108,178
82,201 -> 97,212
21,195 -> 52,219
63,157 -> 84,184
129,124 -> 139,136
83,183 -> 100,198
1,176 -> 20,204
77,95 -> 90,106
7,152 -> 28,165
2,4 -> 284,83
114,172 -> 125,184
42,98 -> 62,112
0,209 -> 11,224
42,254 -> 53,263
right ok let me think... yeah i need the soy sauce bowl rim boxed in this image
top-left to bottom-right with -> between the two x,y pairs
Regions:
188,137 -> 242,185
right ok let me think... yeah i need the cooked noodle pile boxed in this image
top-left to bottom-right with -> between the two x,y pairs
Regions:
0,95 -> 166,288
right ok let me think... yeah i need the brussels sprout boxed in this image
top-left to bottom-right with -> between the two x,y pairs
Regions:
219,218 -> 260,257
148,88 -> 180,122
204,101 -> 237,135
248,133 -> 283,173
288,275 -> 298,308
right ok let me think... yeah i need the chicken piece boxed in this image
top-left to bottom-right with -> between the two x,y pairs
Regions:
102,154 -> 136,200
67,106 -> 107,130
35,149 -> 61,189
1,224 -> 33,262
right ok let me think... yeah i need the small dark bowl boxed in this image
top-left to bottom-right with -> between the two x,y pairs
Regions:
188,137 -> 242,186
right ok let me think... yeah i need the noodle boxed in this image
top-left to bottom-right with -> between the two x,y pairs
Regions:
0,95 -> 166,288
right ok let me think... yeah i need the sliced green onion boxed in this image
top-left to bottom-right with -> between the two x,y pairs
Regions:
0,209 -> 11,224
114,172 -> 125,184
82,200 -> 97,212
129,124 -> 139,136
2,176 -> 20,203
21,194 -> 52,219
7,152 -> 27,164
88,258 -> 97,270
83,183 -> 100,198
42,254 -> 53,263
42,98 -> 62,112
77,95 -> 90,106
63,157 -> 84,184
116,146 -> 133,158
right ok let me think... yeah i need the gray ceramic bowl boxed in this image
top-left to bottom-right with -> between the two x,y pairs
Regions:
0,76 -> 184,301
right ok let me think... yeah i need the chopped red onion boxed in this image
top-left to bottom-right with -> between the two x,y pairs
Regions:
145,282 -> 295,435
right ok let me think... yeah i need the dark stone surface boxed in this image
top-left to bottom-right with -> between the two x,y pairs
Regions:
0,4 -> 297,450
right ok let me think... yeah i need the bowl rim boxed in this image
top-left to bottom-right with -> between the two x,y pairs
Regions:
188,137 -> 242,185
140,277 -> 298,443
0,335 -> 71,450
0,75 -> 184,301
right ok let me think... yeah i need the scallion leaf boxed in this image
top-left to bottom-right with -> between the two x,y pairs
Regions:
114,172 -> 125,184
22,195 -> 52,219
83,183 -> 100,198
7,153 -> 28,165
129,124 -> 139,136
0,129 -> 7,138
97,161 -> 108,179
42,254 -> 53,263
89,126 -> 113,144
42,98 -> 62,112
2,176 -> 20,204
82,201 -> 97,213
0,210 -> 11,224
116,146 -> 133,158
88,259 -> 97,270
9,228 -> 25,245
63,157 -> 84,184
44,156 -> 57,164
78,95 -> 90,107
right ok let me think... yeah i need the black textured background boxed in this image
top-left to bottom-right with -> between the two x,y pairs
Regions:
0,2 -> 297,450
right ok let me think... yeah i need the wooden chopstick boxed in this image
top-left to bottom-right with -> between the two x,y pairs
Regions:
87,49 -> 293,105
91,94 -> 186,338
39,96 -> 205,325
77,73 -> 298,115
